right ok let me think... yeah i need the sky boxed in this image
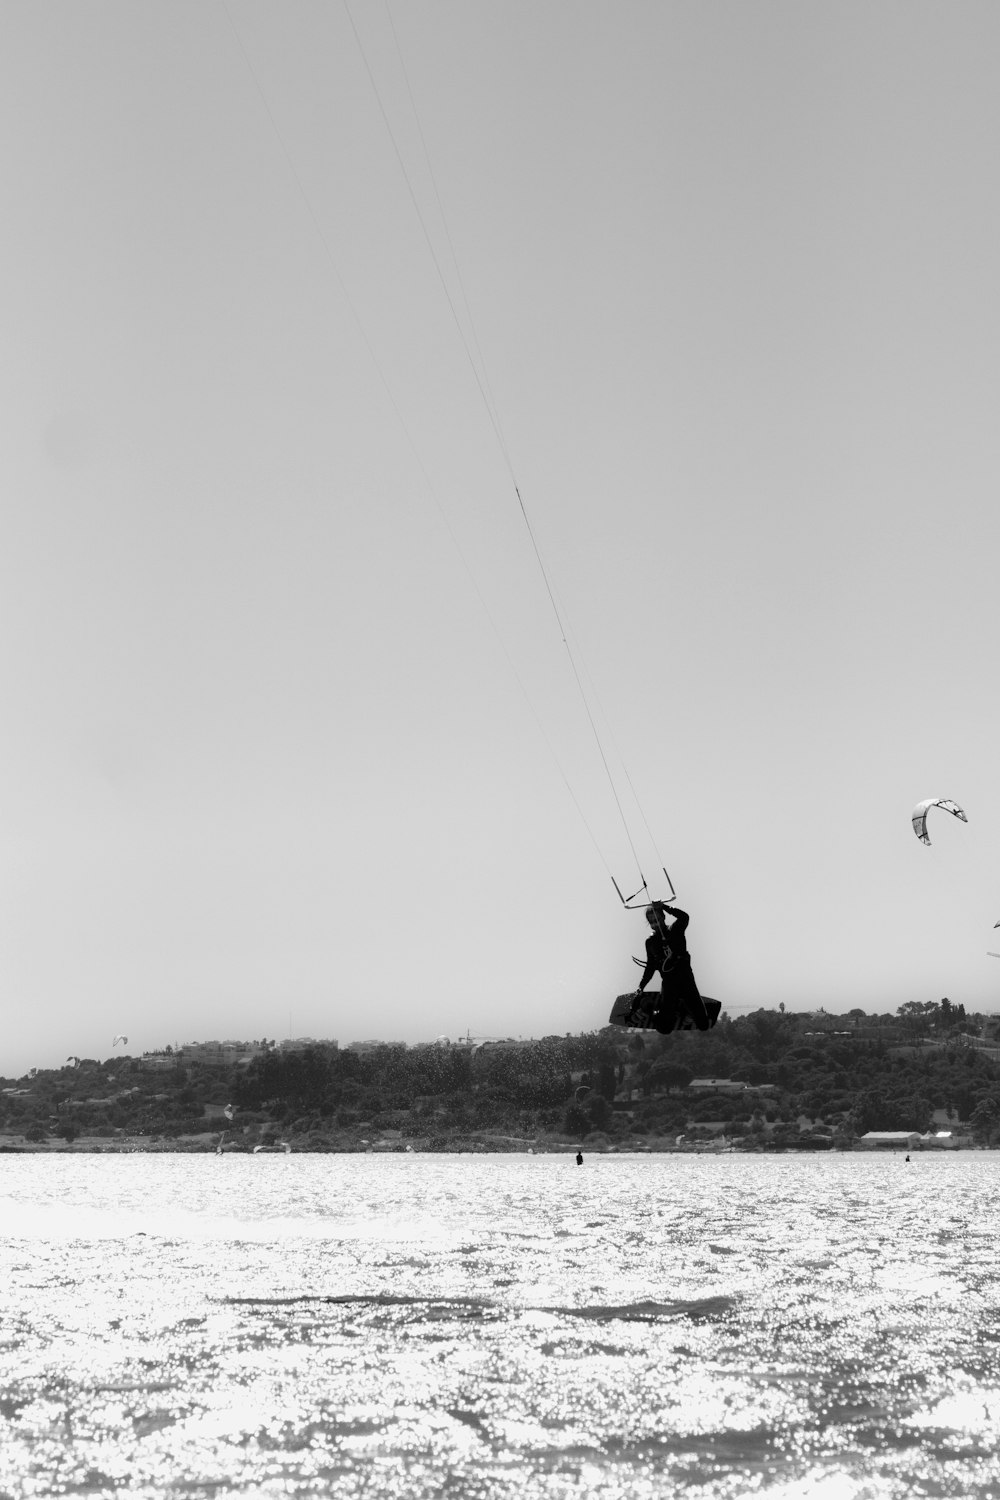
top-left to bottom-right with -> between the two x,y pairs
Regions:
3,1 -> 1000,1077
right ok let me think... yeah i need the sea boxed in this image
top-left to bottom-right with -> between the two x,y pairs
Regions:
2,1152 -> 1000,1499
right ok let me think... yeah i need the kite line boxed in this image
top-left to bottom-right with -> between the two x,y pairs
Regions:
224,0 -> 676,906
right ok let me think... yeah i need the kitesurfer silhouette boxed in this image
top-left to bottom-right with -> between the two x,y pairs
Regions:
629,903 -> 711,1033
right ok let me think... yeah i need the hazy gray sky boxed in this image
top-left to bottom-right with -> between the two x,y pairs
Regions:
3,2 -> 1000,1076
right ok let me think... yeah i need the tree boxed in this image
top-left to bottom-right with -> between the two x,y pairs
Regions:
587,1095 -> 614,1133
648,1060 -> 693,1091
855,1089 -> 891,1132
971,1096 -> 1000,1144
905,1094 -> 933,1133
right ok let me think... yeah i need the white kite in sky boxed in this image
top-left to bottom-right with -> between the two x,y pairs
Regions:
911,798 -> 967,845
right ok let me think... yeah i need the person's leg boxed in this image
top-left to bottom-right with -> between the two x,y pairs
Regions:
678,976 -> 710,1031
653,990 -> 682,1033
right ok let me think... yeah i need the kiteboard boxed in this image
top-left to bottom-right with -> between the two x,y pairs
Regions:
608,992 -> 722,1032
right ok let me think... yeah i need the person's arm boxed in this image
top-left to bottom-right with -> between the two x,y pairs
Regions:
636,934 -> 658,992
662,905 -> 689,937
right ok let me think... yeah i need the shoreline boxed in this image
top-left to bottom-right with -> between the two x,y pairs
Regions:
0,1138 -> 980,1156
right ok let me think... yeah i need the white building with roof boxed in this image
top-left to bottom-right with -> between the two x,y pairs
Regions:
857,1131 -> 921,1150
918,1130 -> 969,1149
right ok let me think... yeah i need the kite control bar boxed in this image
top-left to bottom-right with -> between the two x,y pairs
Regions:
612,867 -> 677,910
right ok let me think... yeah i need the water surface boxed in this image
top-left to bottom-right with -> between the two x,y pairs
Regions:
2,1152 -> 999,1497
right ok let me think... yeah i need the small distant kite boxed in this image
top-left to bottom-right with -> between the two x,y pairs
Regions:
911,798 -> 968,845
224,1104 -> 235,1120
66,1056 -> 80,1067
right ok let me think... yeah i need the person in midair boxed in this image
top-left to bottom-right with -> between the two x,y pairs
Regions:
630,902 -> 711,1032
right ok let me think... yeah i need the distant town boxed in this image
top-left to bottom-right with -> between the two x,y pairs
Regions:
3,998 -> 1000,1153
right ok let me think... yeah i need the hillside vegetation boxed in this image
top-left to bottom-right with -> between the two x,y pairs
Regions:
3,999 -> 999,1151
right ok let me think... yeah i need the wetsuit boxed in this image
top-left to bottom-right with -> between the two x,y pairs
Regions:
635,906 -> 710,1033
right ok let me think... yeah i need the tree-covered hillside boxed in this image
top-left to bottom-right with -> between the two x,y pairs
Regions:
2,1000 -> 999,1150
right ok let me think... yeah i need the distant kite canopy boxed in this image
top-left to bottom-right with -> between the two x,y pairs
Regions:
112,1034 -> 128,1047
911,798 -> 968,845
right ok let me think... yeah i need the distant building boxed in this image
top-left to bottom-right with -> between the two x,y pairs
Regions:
857,1131 -> 921,1150
918,1131 -> 968,1150
176,1041 -> 263,1066
799,1011 -> 851,1034
278,1037 -> 339,1052
689,1078 -> 775,1095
